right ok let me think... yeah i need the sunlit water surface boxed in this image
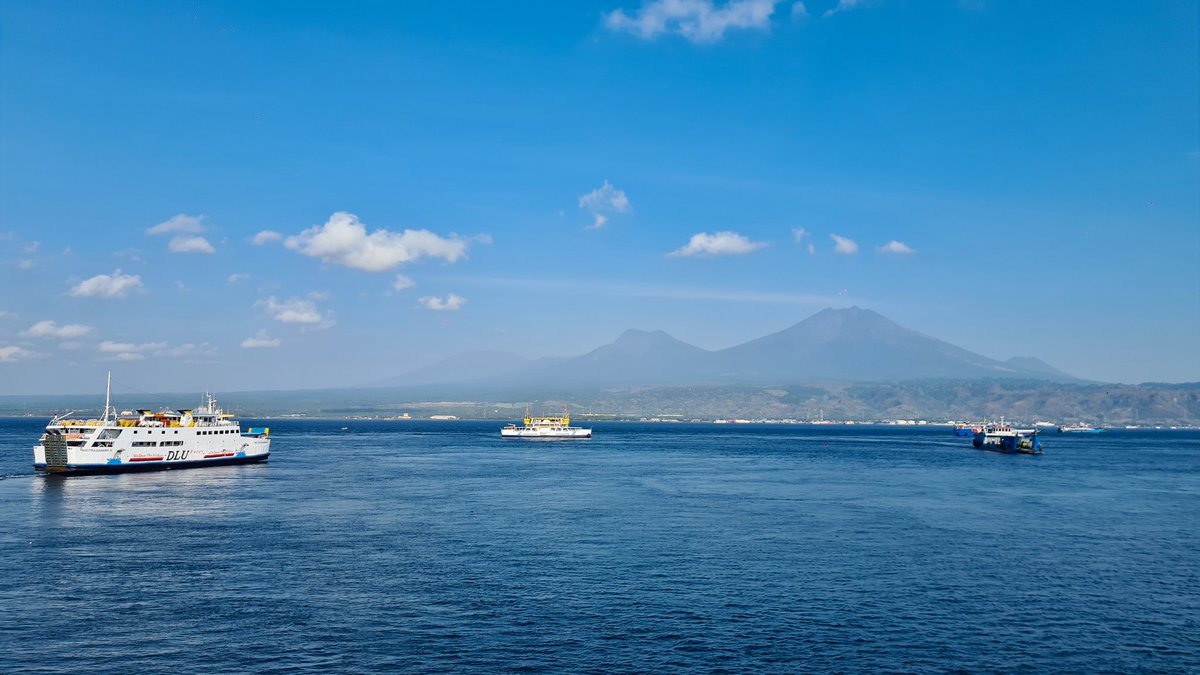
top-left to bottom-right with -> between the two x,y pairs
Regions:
1,419 -> 1197,673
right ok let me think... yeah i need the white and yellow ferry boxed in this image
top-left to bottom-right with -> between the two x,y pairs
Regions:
33,374 -> 270,475
501,411 -> 591,440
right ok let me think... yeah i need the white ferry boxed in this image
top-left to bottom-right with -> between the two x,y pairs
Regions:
501,411 -> 591,440
1058,423 -> 1102,434
33,374 -> 270,475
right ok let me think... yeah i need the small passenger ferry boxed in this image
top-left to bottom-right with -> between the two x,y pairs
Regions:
33,374 -> 270,475
501,411 -> 591,440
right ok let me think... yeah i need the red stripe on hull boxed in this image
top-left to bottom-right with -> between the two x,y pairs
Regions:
129,457 -> 164,462
204,452 -> 235,458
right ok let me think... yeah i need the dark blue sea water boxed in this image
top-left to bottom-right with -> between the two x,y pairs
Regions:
1,418 -> 1197,673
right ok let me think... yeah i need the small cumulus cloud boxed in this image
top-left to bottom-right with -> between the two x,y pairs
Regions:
392,274 -> 416,292
285,212 -> 469,273
418,294 -> 466,312
147,214 -> 206,235
579,181 -> 631,230
791,1 -> 808,18
0,345 -> 40,362
167,235 -> 216,254
822,0 -> 859,17
792,227 -> 809,243
830,234 -> 858,255
877,240 -> 915,255
252,230 -> 283,245
228,273 -> 251,284
70,270 -> 144,299
807,243 -> 816,255
605,0 -> 781,43
25,320 -> 95,340
97,340 -> 168,361
17,259 -> 34,270
159,343 -> 219,360
258,295 -> 335,329
669,231 -> 766,258
241,330 -> 281,349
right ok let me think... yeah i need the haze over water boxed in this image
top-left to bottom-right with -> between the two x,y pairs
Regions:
1,419 -> 1197,672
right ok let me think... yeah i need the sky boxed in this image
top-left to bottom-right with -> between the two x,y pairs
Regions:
1,0 -> 1197,395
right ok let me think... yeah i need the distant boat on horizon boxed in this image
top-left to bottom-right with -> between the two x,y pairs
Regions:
1058,423 -> 1103,433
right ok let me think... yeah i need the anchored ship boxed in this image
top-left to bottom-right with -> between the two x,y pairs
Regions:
33,373 -> 270,475
501,410 -> 591,439
973,418 -> 1042,454
1058,423 -> 1102,433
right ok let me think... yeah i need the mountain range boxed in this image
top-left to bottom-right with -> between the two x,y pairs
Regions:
368,307 -> 1083,388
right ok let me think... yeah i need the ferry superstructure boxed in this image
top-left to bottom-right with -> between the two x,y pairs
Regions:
501,411 -> 591,439
33,374 -> 270,475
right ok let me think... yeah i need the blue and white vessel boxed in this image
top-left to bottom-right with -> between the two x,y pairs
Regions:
973,418 -> 1042,454
33,373 -> 270,475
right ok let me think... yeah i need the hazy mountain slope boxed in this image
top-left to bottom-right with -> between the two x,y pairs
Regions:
516,329 -> 714,387
368,307 -> 1080,388
364,350 -> 532,387
714,307 -> 1065,382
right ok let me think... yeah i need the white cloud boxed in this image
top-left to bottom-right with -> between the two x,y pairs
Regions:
25,320 -> 95,340
668,231 -> 767,257
252,230 -> 283,245
228,273 -> 251,284
392,274 -> 416,291
0,310 -> 16,320
830,234 -> 859,255
23,241 -> 41,254
70,270 -> 144,298
588,214 -> 608,230
159,343 -> 219,360
791,1 -> 808,18
822,0 -> 860,17
285,212 -> 468,273
95,340 -> 214,362
579,180 -> 631,213
605,0 -> 780,43
0,345 -> 39,362
792,227 -> 809,243
807,243 -> 816,255
241,330 -> 281,349
98,340 -> 167,354
418,294 -> 466,312
259,295 -> 335,328
168,235 -> 216,254
17,259 -> 34,270
147,214 -> 206,235
877,240 -> 915,255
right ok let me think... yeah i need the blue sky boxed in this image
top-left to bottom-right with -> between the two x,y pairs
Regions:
1,0 -> 1197,394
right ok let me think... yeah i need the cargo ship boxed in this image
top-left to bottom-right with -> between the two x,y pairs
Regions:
33,373 -> 270,475
973,418 -> 1042,454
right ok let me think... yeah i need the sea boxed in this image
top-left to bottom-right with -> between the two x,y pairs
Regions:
0,418 -> 1197,673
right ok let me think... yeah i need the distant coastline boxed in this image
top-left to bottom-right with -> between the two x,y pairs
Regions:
2,379 -> 1198,427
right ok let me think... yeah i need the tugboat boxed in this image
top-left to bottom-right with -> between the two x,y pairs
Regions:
973,418 -> 1042,454
501,409 -> 591,440
953,422 -> 980,437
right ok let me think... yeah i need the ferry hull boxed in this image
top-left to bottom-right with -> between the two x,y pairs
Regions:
500,429 -> 591,439
37,452 -> 269,476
